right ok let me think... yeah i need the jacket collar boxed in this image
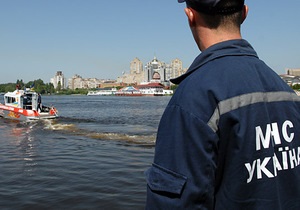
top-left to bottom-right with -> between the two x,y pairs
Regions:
170,39 -> 258,84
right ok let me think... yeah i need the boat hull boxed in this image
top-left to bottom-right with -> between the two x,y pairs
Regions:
0,104 -> 58,121
115,93 -> 142,96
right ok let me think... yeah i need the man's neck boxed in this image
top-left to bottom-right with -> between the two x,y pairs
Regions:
198,28 -> 242,51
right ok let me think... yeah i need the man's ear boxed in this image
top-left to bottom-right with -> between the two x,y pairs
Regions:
241,5 -> 249,24
184,7 -> 196,27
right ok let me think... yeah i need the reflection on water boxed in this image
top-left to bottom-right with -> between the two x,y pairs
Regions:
3,120 -> 39,177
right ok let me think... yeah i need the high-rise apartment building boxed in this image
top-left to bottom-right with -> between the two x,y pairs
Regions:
170,58 -> 183,79
117,58 -> 145,84
165,58 -> 183,81
130,58 -> 143,74
50,71 -> 66,89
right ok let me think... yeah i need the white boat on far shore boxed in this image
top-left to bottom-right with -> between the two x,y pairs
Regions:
137,82 -> 173,96
87,88 -> 117,96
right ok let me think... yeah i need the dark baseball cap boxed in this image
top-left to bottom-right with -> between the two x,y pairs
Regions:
178,0 -> 245,15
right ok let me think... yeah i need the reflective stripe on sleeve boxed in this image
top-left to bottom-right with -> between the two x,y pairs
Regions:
207,91 -> 300,132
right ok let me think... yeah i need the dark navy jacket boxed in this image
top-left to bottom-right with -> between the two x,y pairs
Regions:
145,39 -> 300,209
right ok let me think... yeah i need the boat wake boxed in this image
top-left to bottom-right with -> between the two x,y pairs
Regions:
41,118 -> 156,146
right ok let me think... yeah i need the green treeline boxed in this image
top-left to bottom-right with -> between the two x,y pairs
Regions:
0,79 -> 88,95
0,79 -> 54,94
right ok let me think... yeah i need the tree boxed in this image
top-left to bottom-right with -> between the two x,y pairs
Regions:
56,81 -> 62,92
292,84 -> 300,90
45,83 -> 55,94
0,83 -> 15,92
34,79 -> 45,93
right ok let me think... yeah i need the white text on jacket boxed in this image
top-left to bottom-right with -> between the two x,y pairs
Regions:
245,120 -> 300,183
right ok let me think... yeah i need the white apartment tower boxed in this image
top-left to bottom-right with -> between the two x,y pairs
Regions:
50,71 -> 66,89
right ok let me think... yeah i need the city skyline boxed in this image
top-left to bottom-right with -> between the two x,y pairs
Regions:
1,1 -> 300,84
52,56 -> 185,90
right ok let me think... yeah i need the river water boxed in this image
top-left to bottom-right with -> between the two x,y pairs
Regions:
0,95 -> 170,210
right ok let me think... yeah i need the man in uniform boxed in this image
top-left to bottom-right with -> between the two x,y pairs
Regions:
145,0 -> 300,209
37,93 -> 42,112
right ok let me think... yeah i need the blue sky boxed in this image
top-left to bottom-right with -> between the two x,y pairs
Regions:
1,0 -> 299,84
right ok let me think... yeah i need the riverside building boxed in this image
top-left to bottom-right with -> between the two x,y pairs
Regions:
54,57 -> 187,90
117,56 -> 186,86
280,68 -> 300,86
50,71 -> 66,89
117,58 -> 145,85
67,74 -> 107,90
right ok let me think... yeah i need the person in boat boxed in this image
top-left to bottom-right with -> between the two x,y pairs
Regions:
37,93 -> 42,112
145,0 -> 300,209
